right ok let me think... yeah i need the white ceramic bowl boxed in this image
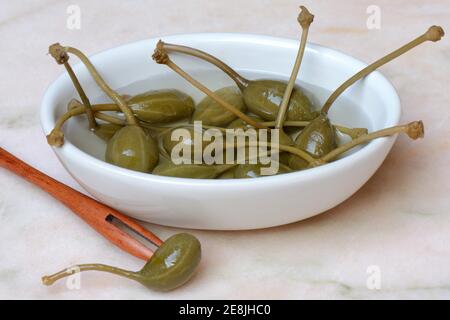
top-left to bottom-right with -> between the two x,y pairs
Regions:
41,33 -> 401,230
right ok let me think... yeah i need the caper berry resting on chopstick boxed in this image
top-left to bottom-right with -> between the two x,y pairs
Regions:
42,233 -> 201,292
46,6 -> 444,179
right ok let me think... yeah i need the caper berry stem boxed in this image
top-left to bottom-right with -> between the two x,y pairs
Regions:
49,44 -> 97,130
334,125 -> 369,139
314,121 -> 424,165
64,64 -> 98,129
148,120 -> 367,140
153,123 -> 228,135
67,98 -> 83,111
67,99 -> 124,125
321,26 -> 444,114
152,44 -> 266,129
65,46 -> 138,125
262,142 -> 315,164
46,104 -> 120,146
263,120 -> 310,127
42,264 -> 140,286
47,106 -> 89,147
95,111 -> 126,125
47,101 -> 367,149
159,40 -> 249,91
259,121 -> 368,139
242,141 -> 316,164
49,101 -> 184,147
275,6 -> 314,129
50,44 -> 138,126
156,123 -> 314,163
221,143 -> 302,168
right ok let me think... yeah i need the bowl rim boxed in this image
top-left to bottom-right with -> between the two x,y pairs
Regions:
40,32 -> 401,187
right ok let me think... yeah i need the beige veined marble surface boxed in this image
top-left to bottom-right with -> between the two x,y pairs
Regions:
0,0 -> 449,299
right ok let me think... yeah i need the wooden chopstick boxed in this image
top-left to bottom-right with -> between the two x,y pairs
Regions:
0,147 -> 162,261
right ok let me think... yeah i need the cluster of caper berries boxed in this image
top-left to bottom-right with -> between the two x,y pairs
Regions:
47,6 -> 443,179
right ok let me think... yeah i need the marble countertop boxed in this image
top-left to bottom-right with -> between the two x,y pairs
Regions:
0,0 -> 449,299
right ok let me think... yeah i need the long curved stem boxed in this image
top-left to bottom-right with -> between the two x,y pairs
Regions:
42,264 -> 140,286
160,41 -> 249,91
66,100 -> 125,125
46,104 -> 120,146
244,141 -> 316,164
48,44 -> 97,130
262,120 -> 309,127
156,124 -> 314,163
268,142 -> 315,164
314,121 -> 424,165
219,140 -> 315,164
257,121 -> 368,139
334,125 -> 368,139
55,104 -> 118,129
275,6 -> 314,129
152,45 -> 266,129
144,120 -> 367,139
48,102 -> 182,146
47,101 -> 366,148
64,63 -> 98,130
94,111 -> 125,125
321,26 -> 444,114
55,44 -> 138,126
